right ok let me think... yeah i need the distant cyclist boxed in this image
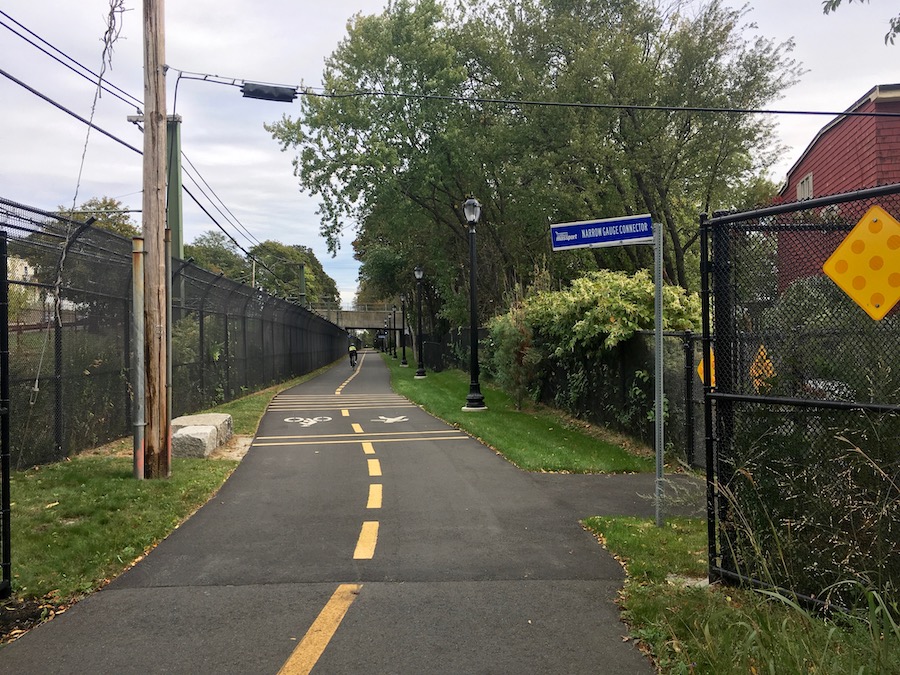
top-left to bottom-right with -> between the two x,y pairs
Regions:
348,342 -> 358,367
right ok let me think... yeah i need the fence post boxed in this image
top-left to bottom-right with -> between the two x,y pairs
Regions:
131,237 -> 145,479
683,330 -> 695,466
53,293 -> 63,459
1,232 -> 12,598
700,213 -> 718,580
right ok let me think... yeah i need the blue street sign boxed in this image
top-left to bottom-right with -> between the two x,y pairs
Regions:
550,213 -> 653,251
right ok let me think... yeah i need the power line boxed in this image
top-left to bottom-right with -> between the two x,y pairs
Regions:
180,152 -> 263,248
168,66 -> 900,120
1,67 -> 299,298
0,66 -> 142,154
0,10 -> 142,111
1,13 -> 272,257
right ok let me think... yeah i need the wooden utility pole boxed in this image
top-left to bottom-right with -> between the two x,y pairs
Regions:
142,0 -> 169,478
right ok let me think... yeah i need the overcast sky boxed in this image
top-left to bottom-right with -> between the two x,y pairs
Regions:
2,0 -> 898,306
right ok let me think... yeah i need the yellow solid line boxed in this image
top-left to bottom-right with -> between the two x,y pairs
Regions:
352,423 -> 363,433
353,521 -> 379,559
367,484 -> 382,509
341,409 -> 349,417
277,583 -> 362,675
362,442 -> 375,455
367,458 -> 382,476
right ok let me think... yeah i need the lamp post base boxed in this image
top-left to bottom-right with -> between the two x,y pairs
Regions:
462,389 -> 487,411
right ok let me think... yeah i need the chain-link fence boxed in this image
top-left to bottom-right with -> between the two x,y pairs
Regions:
702,183 -> 900,610
1,197 -> 347,471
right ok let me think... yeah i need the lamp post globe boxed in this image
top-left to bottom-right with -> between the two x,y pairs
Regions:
462,197 -> 486,411
414,266 -> 426,378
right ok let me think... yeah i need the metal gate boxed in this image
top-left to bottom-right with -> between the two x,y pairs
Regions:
701,183 -> 900,609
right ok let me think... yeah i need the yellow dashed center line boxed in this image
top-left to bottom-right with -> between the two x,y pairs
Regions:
367,484 -> 382,509
367,458 -> 382,477
277,583 -> 362,675
362,442 -> 375,455
351,423 -> 363,434
341,409 -> 349,417
353,521 -> 379,559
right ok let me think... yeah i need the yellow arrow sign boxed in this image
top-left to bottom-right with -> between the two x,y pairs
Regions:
697,350 -> 715,387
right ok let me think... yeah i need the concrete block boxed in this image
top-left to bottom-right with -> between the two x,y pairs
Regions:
173,425 -> 217,458
171,413 -> 233,447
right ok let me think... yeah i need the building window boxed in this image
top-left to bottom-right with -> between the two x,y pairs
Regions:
797,172 -> 813,201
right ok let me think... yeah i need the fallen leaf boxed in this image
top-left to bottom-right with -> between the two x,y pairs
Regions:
45,502 -> 59,509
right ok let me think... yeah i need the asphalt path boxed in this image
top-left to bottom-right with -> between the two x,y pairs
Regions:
1,350 -> 700,674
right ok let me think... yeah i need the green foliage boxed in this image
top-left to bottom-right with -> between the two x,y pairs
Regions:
58,196 -> 139,238
11,455 -> 237,599
524,270 -> 699,354
249,240 -> 340,305
184,232 -> 340,305
823,0 -> 900,44
267,0 -> 801,321
485,270 -> 699,440
384,355 -> 653,473
7,284 -> 31,323
184,231 -> 250,281
588,516 -> 900,674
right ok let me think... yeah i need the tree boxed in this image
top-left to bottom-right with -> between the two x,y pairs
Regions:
184,233 -> 340,305
268,0 -> 800,323
248,240 -> 340,305
823,0 -> 900,44
184,231 -> 250,281
14,197 -> 138,330
58,196 -> 140,238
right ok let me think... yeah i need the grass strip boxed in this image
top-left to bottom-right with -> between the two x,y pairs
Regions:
11,456 -> 236,600
8,362 -> 338,605
382,355 -> 653,473
585,516 -> 900,674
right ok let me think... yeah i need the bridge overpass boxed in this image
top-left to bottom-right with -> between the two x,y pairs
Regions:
313,304 -> 407,331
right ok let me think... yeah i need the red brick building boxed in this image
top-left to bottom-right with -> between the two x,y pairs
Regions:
777,83 -> 900,203
774,84 -> 900,292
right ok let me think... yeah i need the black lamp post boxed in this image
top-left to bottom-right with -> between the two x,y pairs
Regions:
414,266 -> 426,378
391,305 -> 398,358
383,318 -> 388,352
462,197 -> 486,410
400,294 -> 408,366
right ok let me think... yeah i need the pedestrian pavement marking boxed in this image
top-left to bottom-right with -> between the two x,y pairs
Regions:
353,521 -> 379,559
352,423 -> 364,433
253,435 -> 464,448
341,409 -> 349,417
275,394 -> 407,399
367,484 -> 382,509
268,404 -> 415,412
367,458 -> 382,476
256,430 -> 463,441
362,442 -> 375,455
277,583 -> 362,675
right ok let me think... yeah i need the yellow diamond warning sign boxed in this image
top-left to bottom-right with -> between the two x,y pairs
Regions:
750,345 -> 776,393
823,205 -> 900,320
